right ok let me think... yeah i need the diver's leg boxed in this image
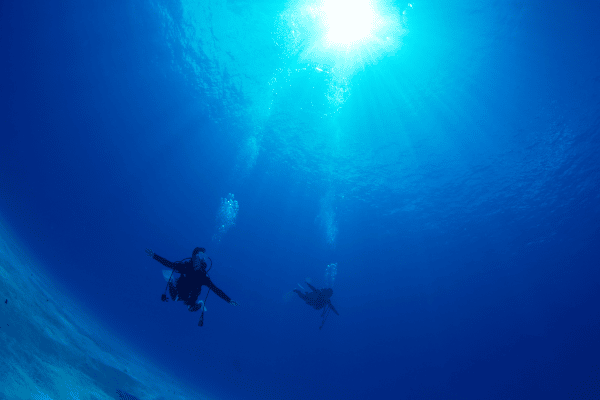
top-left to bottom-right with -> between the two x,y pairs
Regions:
321,304 -> 329,318
187,290 -> 202,311
320,305 -> 332,329
329,302 -> 339,316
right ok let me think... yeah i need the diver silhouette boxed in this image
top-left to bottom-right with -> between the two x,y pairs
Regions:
146,247 -> 238,326
294,280 -> 339,329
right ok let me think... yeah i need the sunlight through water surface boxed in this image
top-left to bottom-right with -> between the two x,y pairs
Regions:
321,0 -> 379,46
280,0 -> 407,77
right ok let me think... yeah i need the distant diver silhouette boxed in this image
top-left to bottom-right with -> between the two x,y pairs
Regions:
146,247 -> 238,326
116,389 -> 142,400
294,280 -> 339,329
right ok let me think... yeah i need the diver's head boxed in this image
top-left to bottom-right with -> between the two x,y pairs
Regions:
192,247 -> 207,271
192,247 -> 205,257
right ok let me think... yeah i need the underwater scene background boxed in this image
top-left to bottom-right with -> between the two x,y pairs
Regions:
1,0 -> 600,399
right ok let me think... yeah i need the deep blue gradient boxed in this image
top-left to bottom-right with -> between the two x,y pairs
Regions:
2,1 -> 600,399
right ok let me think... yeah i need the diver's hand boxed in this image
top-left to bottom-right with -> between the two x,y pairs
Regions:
229,300 -> 239,306
145,248 -> 154,258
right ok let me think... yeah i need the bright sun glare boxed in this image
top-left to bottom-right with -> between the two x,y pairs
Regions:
320,0 -> 378,46
281,0 -> 406,79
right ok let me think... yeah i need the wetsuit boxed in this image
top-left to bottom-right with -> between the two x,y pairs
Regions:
152,253 -> 232,307
294,282 -> 339,315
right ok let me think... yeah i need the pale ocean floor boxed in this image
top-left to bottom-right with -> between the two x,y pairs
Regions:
0,219 -> 207,400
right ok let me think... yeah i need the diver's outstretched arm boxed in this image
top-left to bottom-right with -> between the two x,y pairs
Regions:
293,289 -> 308,302
151,253 -> 185,273
207,280 -> 238,305
305,282 -> 319,293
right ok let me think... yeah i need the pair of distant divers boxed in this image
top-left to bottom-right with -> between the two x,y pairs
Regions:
145,247 -> 339,328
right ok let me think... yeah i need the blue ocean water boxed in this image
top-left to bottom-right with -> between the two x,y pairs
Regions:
1,0 -> 599,399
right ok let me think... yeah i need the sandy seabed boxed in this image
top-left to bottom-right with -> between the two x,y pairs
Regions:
0,220 -> 208,400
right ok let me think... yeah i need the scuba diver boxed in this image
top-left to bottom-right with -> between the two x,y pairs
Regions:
146,247 -> 238,326
294,280 -> 339,329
